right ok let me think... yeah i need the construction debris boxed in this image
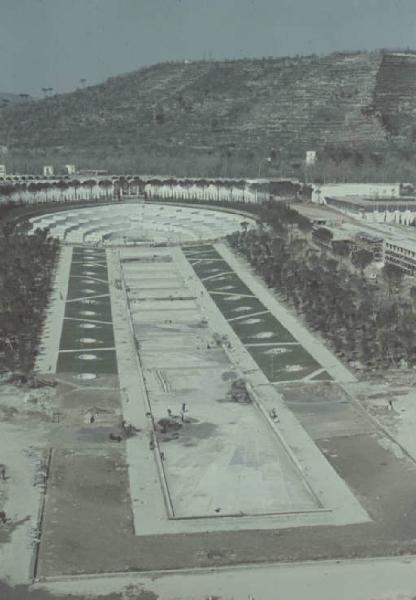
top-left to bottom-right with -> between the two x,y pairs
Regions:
156,417 -> 183,434
228,378 -> 251,404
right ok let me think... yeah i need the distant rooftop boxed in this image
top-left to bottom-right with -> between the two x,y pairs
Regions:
326,195 -> 416,209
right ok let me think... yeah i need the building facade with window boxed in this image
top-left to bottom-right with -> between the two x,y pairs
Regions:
384,240 -> 416,275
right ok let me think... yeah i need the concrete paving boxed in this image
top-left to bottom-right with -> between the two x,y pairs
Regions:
35,555 -> 416,600
108,245 -> 369,535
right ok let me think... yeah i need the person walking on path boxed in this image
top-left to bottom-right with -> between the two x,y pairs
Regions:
270,408 -> 279,422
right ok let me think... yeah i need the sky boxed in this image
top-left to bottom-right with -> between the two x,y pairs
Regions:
1,0 -> 416,96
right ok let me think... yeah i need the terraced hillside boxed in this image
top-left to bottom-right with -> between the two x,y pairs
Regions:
1,50 -> 416,175
372,52 -> 416,139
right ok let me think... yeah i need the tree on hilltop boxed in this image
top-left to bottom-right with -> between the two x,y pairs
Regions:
351,248 -> 373,274
332,240 -> 351,263
314,227 -> 333,247
410,285 -> 416,305
382,263 -> 404,296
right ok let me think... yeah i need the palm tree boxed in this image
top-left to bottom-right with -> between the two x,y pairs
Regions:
332,240 -> 351,263
99,179 -> 113,200
83,179 -> 97,201
56,180 -> 68,202
71,179 -> 81,201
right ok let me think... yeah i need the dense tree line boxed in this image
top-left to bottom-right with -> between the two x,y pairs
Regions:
0,178 -> 114,204
8,144 -> 416,182
228,202 -> 415,372
0,224 -> 59,372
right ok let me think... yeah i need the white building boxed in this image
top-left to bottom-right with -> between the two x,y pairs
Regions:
305,151 -> 317,166
43,165 -> 54,177
65,164 -> 76,175
312,183 -> 401,204
0,164 -> 6,177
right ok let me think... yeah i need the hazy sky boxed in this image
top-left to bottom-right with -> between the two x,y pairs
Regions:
2,0 -> 416,95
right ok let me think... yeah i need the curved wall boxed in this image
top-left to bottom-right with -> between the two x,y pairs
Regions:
29,202 -> 255,245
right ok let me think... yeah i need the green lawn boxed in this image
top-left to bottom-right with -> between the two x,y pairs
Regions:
65,297 -> 113,322
59,319 -> 115,350
247,344 -> 321,382
185,243 -> 328,383
230,311 -> 295,343
310,370 -> 333,381
211,294 -> 268,320
57,247 -> 117,375
72,248 -> 108,268
70,261 -> 109,281
183,245 -> 222,261
57,349 -> 118,374
190,259 -> 234,279
204,273 -> 254,296
66,276 -> 110,300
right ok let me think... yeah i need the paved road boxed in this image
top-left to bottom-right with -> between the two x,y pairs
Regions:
33,555 -> 416,599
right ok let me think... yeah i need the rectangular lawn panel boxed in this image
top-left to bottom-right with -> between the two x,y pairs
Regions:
211,294 -> 267,320
66,278 -> 110,300
72,251 -> 108,265
64,298 -> 113,323
229,311 -> 295,343
203,274 -> 254,297
60,319 -> 115,350
310,370 -> 333,381
70,262 -> 108,281
187,253 -> 221,262
72,251 -> 107,261
190,259 -> 232,279
71,259 -> 108,270
183,246 -> 329,384
183,245 -> 222,260
72,247 -> 106,255
57,349 -> 118,374
248,344 -> 321,381
183,244 -> 218,253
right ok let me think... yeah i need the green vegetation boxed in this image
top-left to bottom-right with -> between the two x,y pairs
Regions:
247,344 -> 320,382
57,247 -> 118,374
211,294 -> 269,321
59,319 -> 114,351
0,224 -> 59,372
229,312 -> 294,344
56,349 -> 118,375
228,202 -> 416,372
184,243 -> 330,382
3,51 -> 416,179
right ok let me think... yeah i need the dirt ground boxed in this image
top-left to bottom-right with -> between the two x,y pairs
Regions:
31,374 -> 416,579
0,581 -> 126,600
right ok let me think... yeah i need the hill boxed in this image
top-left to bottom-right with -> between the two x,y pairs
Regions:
1,51 -> 416,178
0,92 -> 32,106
